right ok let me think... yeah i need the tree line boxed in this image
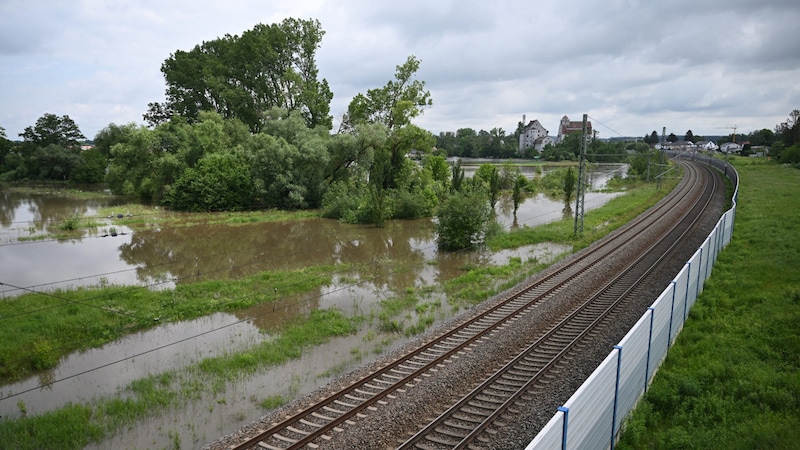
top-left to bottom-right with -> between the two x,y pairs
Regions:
2,18 -> 799,248
640,114 -> 800,161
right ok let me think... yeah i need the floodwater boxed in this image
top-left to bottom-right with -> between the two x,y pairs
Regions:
0,163 -> 626,448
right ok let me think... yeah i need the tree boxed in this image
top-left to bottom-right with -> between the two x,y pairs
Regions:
684,130 -> 695,142
667,132 -> 678,143
776,109 -> 800,147
20,113 -> 85,149
474,164 -> 500,209
341,55 -> 432,132
649,130 -> 659,145
146,18 -> 333,132
94,123 -> 138,159
542,133 -> 580,161
451,158 -> 465,192
71,148 -> 109,183
563,166 -> 577,203
0,125 -> 11,172
246,112 -> 331,210
29,144 -> 82,180
422,154 -> 450,196
747,129 -> 775,147
436,190 -> 492,251
337,56 -> 434,227
454,128 -> 477,157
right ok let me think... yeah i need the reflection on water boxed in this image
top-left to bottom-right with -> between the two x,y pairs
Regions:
0,164 -> 625,446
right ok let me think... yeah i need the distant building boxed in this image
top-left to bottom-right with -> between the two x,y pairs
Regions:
694,140 -> 719,152
533,136 -> 556,152
557,115 -> 592,142
720,142 -> 743,154
657,141 -> 694,151
518,117 -> 550,154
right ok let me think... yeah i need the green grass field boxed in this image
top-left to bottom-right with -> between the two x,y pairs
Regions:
618,158 -> 800,449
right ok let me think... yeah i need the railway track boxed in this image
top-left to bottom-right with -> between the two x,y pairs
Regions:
225,160 -> 719,450
398,161 -> 718,449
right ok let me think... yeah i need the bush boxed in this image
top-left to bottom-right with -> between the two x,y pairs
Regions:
393,187 -> 435,219
166,151 -> 253,211
436,190 -> 493,251
321,180 -> 360,220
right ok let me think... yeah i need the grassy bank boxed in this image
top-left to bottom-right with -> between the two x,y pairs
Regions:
618,158 -> 800,449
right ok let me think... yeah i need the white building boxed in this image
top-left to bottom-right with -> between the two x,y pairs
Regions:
720,142 -> 743,153
519,118 -> 549,154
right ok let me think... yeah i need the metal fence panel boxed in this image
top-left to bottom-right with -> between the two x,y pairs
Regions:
564,350 -> 619,450
686,248 -> 702,315
648,285 -> 674,385
615,314 -> 651,431
525,158 -> 739,450
525,410 -> 565,450
671,265 -> 689,342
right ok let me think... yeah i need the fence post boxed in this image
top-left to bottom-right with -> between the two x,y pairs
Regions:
668,280 -> 677,342
645,307 -> 655,392
558,406 -> 569,450
612,345 -> 622,450
696,248 -> 704,301
684,262 -> 692,326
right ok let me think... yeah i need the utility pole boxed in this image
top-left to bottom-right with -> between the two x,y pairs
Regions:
574,114 -> 588,237
658,127 -> 666,190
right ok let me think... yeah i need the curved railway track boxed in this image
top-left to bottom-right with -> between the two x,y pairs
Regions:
225,160 -> 719,450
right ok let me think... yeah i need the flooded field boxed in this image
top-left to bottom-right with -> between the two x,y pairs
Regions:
0,163 -> 626,448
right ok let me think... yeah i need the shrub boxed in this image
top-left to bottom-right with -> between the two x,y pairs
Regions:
436,190 -> 493,251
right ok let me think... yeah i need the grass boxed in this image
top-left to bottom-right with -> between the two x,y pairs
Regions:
617,158 -> 800,449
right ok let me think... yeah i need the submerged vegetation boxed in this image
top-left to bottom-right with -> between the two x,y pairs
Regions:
0,265 -> 342,382
0,308 -> 362,450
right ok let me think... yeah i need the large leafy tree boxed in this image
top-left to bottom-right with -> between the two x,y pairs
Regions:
341,55 -> 432,132
246,109 -> 331,209
333,56 -> 435,227
20,113 -> 85,149
145,18 -> 333,132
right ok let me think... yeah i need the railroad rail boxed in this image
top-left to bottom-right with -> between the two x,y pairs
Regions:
226,160 -> 718,450
398,161 -> 718,448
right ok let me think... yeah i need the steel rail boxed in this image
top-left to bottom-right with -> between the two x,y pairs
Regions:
397,161 -> 718,449
226,160 -> 708,450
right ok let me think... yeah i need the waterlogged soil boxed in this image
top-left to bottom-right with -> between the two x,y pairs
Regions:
0,163 -> 626,449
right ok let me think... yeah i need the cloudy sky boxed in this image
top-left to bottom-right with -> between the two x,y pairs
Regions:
2,0 -> 799,142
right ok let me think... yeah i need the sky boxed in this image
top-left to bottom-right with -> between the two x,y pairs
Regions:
1,0 -> 799,142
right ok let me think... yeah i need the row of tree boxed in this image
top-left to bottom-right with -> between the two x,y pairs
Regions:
2,18 -> 799,248
641,112 -> 800,152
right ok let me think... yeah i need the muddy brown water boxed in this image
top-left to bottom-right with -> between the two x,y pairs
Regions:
0,163 -> 625,448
